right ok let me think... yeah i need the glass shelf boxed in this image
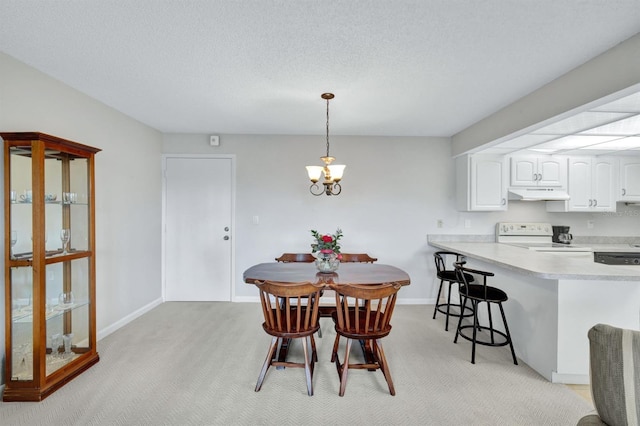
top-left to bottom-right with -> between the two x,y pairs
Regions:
11,249 -> 88,261
12,300 -> 90,323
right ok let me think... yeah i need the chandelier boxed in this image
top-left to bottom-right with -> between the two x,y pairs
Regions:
306,93 -> 345,196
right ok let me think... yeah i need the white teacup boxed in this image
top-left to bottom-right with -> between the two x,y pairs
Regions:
20,190 -> 32,203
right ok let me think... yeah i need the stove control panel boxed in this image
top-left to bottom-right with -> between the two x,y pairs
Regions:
594,252 -> 640,265
496,222 -> 552,237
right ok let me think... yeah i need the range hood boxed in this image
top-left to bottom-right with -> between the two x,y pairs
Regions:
508,187 -> 570,201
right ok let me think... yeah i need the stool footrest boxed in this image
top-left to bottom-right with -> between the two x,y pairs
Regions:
456,324 -> 512,347
434,303 -> 474,318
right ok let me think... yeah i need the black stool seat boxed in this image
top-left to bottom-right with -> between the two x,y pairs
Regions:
464,284 -> 508,302
453,262 -> 518,365
432,251 -> 474,331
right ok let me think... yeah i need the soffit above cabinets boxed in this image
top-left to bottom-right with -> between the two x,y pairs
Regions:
481,90 -> 640,156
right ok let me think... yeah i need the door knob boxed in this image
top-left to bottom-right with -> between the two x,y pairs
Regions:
223,236 -> 229,240
224,226 -> 229,231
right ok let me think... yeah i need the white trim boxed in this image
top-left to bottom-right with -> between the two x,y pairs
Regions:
551,371 -> 590,384
97,297 -> 163,341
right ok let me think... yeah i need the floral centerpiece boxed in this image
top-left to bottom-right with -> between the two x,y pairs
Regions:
311,228 -> 343,272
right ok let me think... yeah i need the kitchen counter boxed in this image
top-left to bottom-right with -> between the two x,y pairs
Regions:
427,235 -> 640,384
427,240 -> 640,281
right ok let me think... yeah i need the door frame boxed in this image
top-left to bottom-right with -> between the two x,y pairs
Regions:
161,154 -> 237,302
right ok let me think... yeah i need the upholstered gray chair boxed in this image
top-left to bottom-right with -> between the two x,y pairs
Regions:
577,324 -> 640,426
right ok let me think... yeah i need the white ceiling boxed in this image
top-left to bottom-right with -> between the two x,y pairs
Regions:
1,1 -> 640,145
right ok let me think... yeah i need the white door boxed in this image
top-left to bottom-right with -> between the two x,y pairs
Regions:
567,157 -> 591,211
510,157 -> 537,187
537,157 -> 565,187
471,155 -> 508,211
163,155 -> 233,301
592,158 -> 616,211
619,157 -> 640,200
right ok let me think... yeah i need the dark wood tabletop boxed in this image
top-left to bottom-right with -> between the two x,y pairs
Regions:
243,262 -> 411,286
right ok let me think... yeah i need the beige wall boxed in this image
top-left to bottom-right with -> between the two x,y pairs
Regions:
0,52 -> 164,384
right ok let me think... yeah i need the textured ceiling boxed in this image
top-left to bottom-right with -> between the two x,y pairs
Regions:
1,1 -> 640,137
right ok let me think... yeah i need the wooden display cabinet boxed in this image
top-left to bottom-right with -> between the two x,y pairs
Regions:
3,132 -> 100,401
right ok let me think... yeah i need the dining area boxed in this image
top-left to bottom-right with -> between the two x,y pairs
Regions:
243,252 -> 410,397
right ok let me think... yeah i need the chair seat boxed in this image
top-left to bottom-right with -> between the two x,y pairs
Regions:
464,284 -> 508,302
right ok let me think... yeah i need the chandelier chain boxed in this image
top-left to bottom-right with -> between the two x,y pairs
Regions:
325,96 -> 330,157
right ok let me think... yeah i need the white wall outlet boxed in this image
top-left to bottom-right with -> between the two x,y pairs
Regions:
209,135 -> 220,146
252,215 -> 259,225
437,219 -> 443,228
587,220 -> 594,229
464,219 -> 471,229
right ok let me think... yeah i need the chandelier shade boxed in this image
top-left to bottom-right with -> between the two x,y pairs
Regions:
307,93 -> 345,196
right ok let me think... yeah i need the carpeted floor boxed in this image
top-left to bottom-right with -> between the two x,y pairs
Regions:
0,302 -> 594,425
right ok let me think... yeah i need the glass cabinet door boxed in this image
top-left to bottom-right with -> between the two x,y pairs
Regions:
4,132 -> 100,401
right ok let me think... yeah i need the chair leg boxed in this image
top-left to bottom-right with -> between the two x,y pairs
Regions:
487,302 -> 496,344
331,333 -> 341,362
454,295 -> 469,343
255,336 -> 278,392
471,301 -> 479,364
301,336 -> 314,396
338,338 -> 353,397
374,339 -> 396,396
498,302 -> 518,365
310,333 -> 318,362
432,279 -> 444,319
445,281 -> 453,331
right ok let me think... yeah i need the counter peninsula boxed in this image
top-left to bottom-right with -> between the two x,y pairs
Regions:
428,237 -> 640,384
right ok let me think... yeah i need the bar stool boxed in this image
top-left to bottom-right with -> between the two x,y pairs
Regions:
453,262 -> 518,365
432,251 -> 474,331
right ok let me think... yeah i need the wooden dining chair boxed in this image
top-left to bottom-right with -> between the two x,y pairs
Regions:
339,253 -> 378,263
274,251 -> 329,336
330,282 -> 402,396
254,280 -> 323,396
275,253 -> 315,263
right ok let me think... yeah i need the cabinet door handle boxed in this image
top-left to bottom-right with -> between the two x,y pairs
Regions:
533,173 -> 538,181
223,235 -> 229,240
537,173 -> 542,181
622,188 -> 626,196
588,199 -> 592,207
501,198 -> 506,205
593,199 -> 598,207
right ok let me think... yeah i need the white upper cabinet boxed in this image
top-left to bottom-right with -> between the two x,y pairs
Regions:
510,156 -> 566,187
456,154 -> 508,211
619,157 -> 640,201
560,157 -> 617,212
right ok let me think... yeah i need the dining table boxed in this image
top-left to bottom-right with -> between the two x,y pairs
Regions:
243,262 -> 411,287
244,262 -> 411,367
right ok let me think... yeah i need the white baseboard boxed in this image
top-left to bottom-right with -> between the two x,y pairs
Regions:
551,371 -> 590,385
97,297 -> 163,341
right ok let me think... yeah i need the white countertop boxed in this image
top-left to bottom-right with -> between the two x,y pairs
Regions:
428,240 -> 640,281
